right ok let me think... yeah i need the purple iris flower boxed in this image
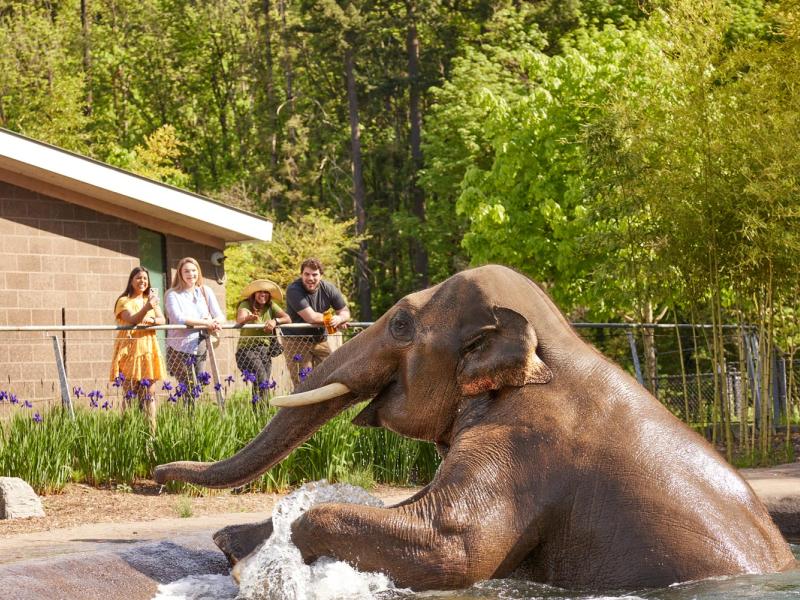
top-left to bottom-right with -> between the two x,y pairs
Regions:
251,392 -> 260,405
299,367 -> 312,382
112,373 -> 125,388
224,375 -> 235,385
258,381 -> 270,391
124,389 -> 136,400
292,353 -> 303,362
162,381 -> 173,392
176,382 -> 188,397
214,382 -> 223,392
139,378 -> 152,389
197,371 -> 212,386
9,394 -> 19,405
168,394 -> 177,403
268,379 -> 278,390
242,370 -> 257,384
101,401 -> 111,410
0,390 -> 6,402
191,385 -> 202,399
185,355 -> 198,366
90,398 -> 98,408
72,387 -> 84,398
22,400 -> 32,409
32,412 -> 43,423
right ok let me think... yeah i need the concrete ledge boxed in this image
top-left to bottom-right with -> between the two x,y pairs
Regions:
0,532 -> 227,600
741,463 -> 800,540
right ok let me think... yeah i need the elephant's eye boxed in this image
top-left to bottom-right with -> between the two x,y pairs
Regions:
460,334 -> 485,356
389,311 -> 415,342
460,326 -> 495,357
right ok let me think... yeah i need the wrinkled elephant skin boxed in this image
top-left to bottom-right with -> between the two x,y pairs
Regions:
155,265 -> 794,591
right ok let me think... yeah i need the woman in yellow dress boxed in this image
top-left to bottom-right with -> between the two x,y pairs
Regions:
109,266 -> 166,428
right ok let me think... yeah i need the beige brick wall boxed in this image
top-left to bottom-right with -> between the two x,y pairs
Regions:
0,182 -> 231,411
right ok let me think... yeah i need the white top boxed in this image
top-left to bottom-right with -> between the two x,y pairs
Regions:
165,285 -> 224,353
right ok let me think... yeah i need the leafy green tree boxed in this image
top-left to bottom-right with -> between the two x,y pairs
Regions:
107,124 -> 190,187
427,12 -> 655,310
224,209 -> 362,318
0,0 -> 87,150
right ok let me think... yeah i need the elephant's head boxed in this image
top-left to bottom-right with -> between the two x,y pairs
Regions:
154,265 -> 574,487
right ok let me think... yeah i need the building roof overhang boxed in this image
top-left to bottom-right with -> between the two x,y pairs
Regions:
0,129 -> 272,249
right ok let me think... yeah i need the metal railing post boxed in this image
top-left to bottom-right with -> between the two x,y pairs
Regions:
626,330 -> 644,386
773,350 -> 787,426
50,335 -> 74,418
206,340 -> 224,409
745,332 -> 761,427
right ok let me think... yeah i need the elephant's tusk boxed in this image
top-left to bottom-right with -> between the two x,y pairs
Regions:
269,382 -> 352,407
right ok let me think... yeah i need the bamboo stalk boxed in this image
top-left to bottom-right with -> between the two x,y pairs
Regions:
735,316 -> 750,456
674,309 -> 691,424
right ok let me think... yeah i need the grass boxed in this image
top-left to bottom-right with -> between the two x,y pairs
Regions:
176,497 -> 194,518
0,392 -> 440,495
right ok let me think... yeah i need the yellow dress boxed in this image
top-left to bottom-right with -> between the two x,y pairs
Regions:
109,296 -> 166,383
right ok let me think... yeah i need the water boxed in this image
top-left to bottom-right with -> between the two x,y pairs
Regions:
153,482 -> 800,600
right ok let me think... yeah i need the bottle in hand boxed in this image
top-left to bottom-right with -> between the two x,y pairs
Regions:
323,307 -> 337,334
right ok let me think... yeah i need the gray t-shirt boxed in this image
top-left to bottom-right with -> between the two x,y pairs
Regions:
283,278 -> 347,338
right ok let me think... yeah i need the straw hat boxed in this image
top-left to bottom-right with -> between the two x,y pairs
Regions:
240,279 -> 283,303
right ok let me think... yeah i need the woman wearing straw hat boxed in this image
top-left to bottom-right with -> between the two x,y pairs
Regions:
235,279 -> 290,401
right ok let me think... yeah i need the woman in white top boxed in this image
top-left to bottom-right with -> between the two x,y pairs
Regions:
164,257 -> 224,391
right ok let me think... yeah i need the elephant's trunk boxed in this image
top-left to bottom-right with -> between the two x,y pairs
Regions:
154,322 -> 391,489
153,394 -> 356,488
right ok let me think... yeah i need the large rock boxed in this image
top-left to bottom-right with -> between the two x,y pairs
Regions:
0,477 -> 45,519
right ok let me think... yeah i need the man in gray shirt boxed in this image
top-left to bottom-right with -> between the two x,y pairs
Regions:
282,258 -> 351,386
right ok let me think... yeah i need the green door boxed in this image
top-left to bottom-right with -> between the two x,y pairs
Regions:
138,228 -> 167,350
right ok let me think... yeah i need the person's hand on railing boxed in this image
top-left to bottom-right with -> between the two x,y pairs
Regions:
263,318 -> 279,334
329,314 -> 349,331
198,317 -> 222,332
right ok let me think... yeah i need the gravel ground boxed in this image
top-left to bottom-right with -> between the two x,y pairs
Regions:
0,480 -> 417,538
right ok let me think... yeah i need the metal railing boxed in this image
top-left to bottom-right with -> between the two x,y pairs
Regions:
0,322 -> 371,415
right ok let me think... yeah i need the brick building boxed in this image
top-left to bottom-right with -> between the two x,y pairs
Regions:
0,129 -> 272,407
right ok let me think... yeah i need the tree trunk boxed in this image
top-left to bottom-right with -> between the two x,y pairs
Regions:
279,0 -> 296,145
406,0 -> 429,289
345,46 -> 372,320
262,0 -> 277,171
81,0 -> 92,115
639,301 -> 658,396
261,0 -> 283,214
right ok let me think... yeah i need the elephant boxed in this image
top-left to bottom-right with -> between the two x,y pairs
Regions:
154,265 -> 794,592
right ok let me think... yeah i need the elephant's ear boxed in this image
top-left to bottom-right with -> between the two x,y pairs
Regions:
456,306 -> 552,396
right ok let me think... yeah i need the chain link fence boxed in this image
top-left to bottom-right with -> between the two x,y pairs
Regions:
575,324 -> 798,429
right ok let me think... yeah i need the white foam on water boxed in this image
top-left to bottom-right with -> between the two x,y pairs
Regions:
151,481 -> 397,600
153,573 -> 238,600
236,480 -> 396,600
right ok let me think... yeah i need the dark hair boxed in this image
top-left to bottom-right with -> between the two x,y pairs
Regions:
248,292 -> 272,314
300,258 -> 324,274
115,266 -> 151,310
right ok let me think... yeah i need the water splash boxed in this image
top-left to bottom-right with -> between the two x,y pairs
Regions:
153,574 -> 238,599
236,480 -> 397,600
